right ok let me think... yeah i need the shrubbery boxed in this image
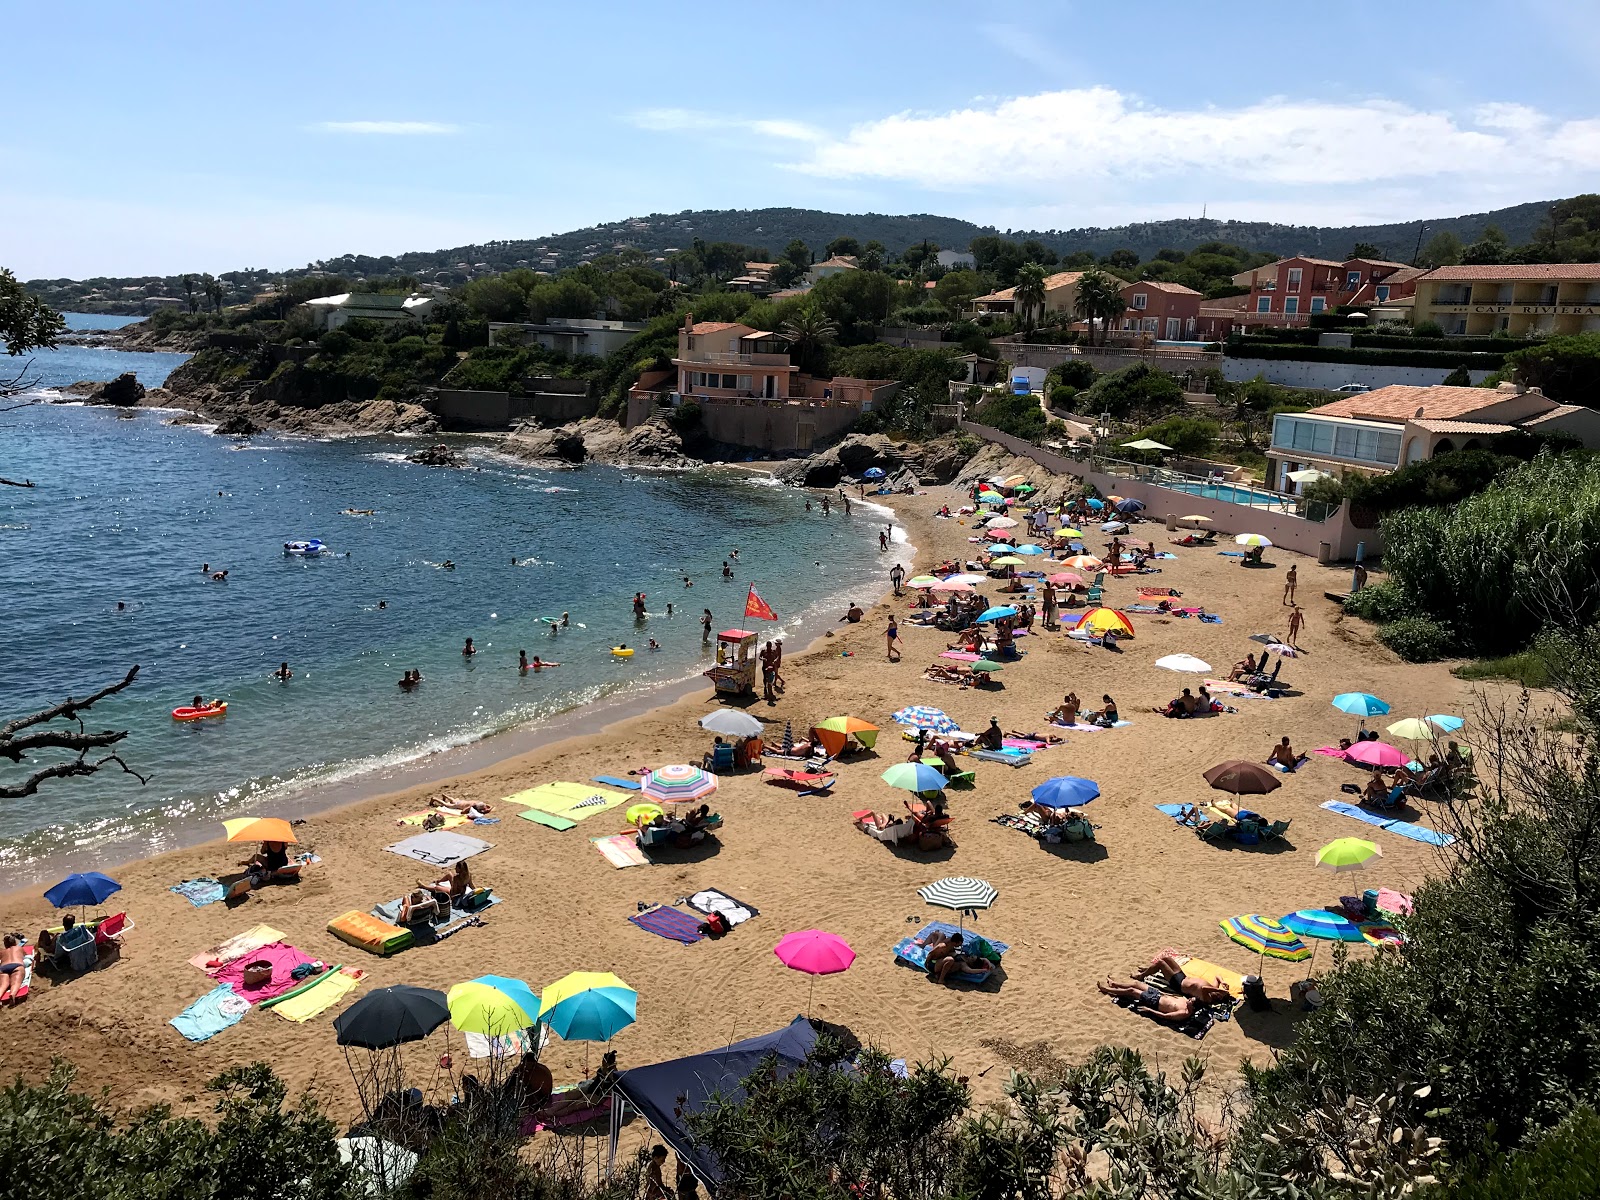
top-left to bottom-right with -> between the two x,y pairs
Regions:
1377,615 -> 1454,661
970,390 -> 1047,441
1342,579 -> 1409,623
1082,362 -> 1184,420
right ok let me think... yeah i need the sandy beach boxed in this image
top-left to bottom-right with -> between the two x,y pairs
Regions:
0,466 -> 1474,1125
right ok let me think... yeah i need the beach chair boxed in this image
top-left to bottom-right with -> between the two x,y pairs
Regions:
93,912 -> 133,957
1086,571 -> 1106,605
1261,819 -> 1293,841
53,923 -> 97,974
703,742 -> 736,774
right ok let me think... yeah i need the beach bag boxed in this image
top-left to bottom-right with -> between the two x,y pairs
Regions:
698,911 -> 729,938
241,960 -> 274,988
1243,975 -> 1271,1012
970,937 -> 1002,965
460,887 -> 492,913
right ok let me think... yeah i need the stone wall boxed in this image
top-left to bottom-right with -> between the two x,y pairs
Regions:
1221,357 -> 1496,389
698,400 -> 861,454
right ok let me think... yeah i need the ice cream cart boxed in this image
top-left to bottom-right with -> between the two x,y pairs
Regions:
705,628 -> 758,696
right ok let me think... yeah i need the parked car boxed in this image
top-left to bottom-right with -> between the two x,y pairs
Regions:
1333,383 -> 1371,394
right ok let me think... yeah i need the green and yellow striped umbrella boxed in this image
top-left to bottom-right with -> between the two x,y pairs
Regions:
1220,913 -> 1311,962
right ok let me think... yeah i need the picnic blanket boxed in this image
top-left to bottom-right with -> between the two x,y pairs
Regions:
170,877 -> 228,907
1320,800 -> 1455,846
384,830 -> 494,865
187,924 -> 288,972
170,984 -> 251,1042
505,781 -> 631,830
396,810 -> 469,829
629,905 -> 704,944
893,921 -> 1008,984
594,834 -> 649,868
685,888 -> 759,926
213,941 -> 317,1002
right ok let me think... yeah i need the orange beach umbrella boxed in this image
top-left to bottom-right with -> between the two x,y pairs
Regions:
813,716 -> 879,756
222,816 -> 298,844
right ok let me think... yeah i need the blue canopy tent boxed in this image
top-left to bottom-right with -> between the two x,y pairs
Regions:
607,1017 -> 820,1187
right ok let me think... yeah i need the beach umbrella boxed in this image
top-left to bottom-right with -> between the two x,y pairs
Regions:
1155,653 -> 1212,673
1114,498 -> 1146,513
1332,692 -> 1390,717
1063,554 -> 1102,570
447,975 -> 541,1036
946,573 -> 987,586
1248,633 -> 1280,646
1386,717 -> 1437,741
1046,571 -> 1085,587
1180,515 -> 1212,525
1345,740 -> 1408,768
1234,533 -> 1273,548
43,871 -> 121,915
971,659 -> 1006,674
1002,474 -> 1029,487
906,575 -> 941,589
929,579 -> 974,593
1203,760 -> 1282,796
984,515 -> 1018,528
1013,544 -> 1047,555
1264,642 -> 1297,657
892,705 -> 959,733
989,555 -> 1026,567
977,606 -> 1019,622
1281,909 -> 1367,943
780,720 -> 793,755
1426,714 -> 1465,732
640,764 -> 718,804
814,716 -> 879,756
1031,776 -> 1100,808
539,971 -> 637,1041
625,802 -> 664,825
881,762 -> 949,793
862,467 -> 885,479
699,709 -> 763,738
1058,526 -> 1084,538
1100,521 -> 1130,534
1120,439 -> 1171,452
978,491 -> 1005,505
222,816 -> 298,844
1075,607 -> 1135,637
1220,914 -> 1311,962
1014,484 -> 1036,494
1085,498 -> 1105,510
335,985 -> 450,1049
918,877 -> 998,928
774,929 -> 854,1014
1316,837 -> 1383,874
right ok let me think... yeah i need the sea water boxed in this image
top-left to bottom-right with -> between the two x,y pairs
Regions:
0,318 -> 903,882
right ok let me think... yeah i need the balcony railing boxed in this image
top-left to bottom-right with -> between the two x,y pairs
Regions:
676,350 -> 794,367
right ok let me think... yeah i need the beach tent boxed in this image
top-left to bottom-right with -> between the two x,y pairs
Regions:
608,1016 -> 821,1186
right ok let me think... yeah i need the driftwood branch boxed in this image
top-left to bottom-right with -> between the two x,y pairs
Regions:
0,665 -> 140,743
0,666 -> 146,798
0,752 -> 150,800
0,477 -> 34,487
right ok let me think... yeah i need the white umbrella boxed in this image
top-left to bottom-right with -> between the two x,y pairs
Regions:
984,516 -> 1018,529
1264,643 -> 1298,658
1287,468 -> 1330,484
1155,654 -> 1212,674
699,710 -> 764,737
1121,438 -> 1172,451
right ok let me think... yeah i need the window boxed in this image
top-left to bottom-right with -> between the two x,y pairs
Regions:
1375,285 -> 1390,302
1310,297 -> 1325,313
1142,318 -> 1158,332
721,374 -> 737,388
1257,297 -> 1272,313
1284,297 -> 1299,315
1346,270 -> 1361,289
1286,267 -> 1303,291
1131,293 -> 1148,310
1272,416 -> 1400,465
686,336 -> 696,350
737,375 -> 752,391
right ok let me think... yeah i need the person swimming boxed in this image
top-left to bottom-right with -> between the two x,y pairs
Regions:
378,600 -> 388,610
462,638 -> 477,656
647,638 -> 661,651
273,662 -> 292,681
518,650 -> 529,672
441,560 -> 456,570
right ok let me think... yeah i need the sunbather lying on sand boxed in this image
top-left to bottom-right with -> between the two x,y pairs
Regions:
1006,729 -> 1065,745
428,794 -> 493,817
1098,976 -> 1202,1021
1132,954 -> 1235,1004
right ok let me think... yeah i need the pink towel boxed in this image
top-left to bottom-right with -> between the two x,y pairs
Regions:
1004,737 -> 1049,750
1312,746 -> 1349,758
940,650 -> 981,662
213,942 -> 317,1002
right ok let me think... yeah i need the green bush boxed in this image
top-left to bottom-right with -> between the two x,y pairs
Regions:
1413,320 -> 1445,337
1378,615 -> 1455,661
1342,579 -> 1408,623
1050,359 -> 1098,389
1083,362 -> 1184,420
1453,648 -> 1555,689
1133,414 -> 1220,456
665,400 -> 701,431
971,391 -> 1046,441
1048,384 -> 1077,408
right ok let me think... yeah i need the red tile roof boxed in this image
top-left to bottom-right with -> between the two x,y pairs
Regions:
688,321 -> 745,335
1312,384 -> 1526,422
1422,264 -> 1600,281
1198,294 -> 1251,313
1126,280 -> 1202,295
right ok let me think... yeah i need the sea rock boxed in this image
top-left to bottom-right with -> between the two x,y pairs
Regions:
499,417 -> 695,469
775,432 -> 975,489
405,443 -> 468,468
79,372 -> 147,407
214,414 -> 261,437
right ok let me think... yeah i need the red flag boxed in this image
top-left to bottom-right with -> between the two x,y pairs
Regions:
744,584 -> 777,621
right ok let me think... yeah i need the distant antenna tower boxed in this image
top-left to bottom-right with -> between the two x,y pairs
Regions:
1201,203 -> 1207,220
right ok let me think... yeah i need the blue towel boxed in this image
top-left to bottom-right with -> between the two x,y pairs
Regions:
593,775 -> 642,790
1320,800 -> 1455,845
893,922 -> 1008,982
1218,551 -> 1246,557
170,984 -> 250,1042
1154,803 -> 1188,818
1320,800 -> 1394,828
169,877 -> 227,907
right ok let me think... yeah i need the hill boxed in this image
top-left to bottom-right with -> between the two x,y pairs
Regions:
22,198 -> 1562,314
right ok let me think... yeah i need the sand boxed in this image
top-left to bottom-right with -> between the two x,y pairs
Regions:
0,476 -> 1474,1124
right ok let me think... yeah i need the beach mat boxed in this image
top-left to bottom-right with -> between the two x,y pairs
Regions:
328,911 -> 412,957
629,906 -> 703,944
893,921 -> 1008,984
685,888 -> 758,926
1320,800 -> 1455,846
188,924 -> 287,972
592,775 -> 642,790
594,835 -> 649,868
396,810 -> 469,829
505,781 -> 631,828
521,810 -> 577,831
1048,719 -> 1132,733
214,941 -> 316,1002
170,984 -> 251,1043
384,830 -> 494,866
170,877 -> 228,907
267,968 -> 362,1023
373,894 -> 501,941
1109,992 -> 1219,1040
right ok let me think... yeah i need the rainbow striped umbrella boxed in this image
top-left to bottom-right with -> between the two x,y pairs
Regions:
1280,908 -> 1367,943
1220,913 -> 1311,961
892,705 -> 959,733
640,764 -> 717,804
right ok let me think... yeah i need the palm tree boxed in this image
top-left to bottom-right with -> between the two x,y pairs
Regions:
1013,263 -> 1047,331
1073,268 -> 1127,345
779,305 -> 839,370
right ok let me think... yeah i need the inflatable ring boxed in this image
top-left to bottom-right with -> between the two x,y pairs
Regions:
610,647 -> 634,658
173,702 -> 228,721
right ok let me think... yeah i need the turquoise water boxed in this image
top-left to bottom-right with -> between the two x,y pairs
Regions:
1,319 -> 902,883
9,311 -> 191,392
1162,479 -> 1285,506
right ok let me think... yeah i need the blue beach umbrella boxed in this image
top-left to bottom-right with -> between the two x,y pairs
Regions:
891,706 -> 959,733
976,606 -> 1019,623
539,972 -> 638,1042
44,871 -> 121,912
1013,544 -> 1047,556
1115,498 -> 1146,513
1031,776 -> 1101,809
1426,714 -> 1465,732
1085,498 -> 1105,511
863,467 -> 885,480
1332,692 -> 1390,717
1280,908 -> 1367,943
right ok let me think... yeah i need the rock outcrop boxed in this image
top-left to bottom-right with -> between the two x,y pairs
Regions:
74,372 -> 147,407
405,443 -> 468,467
774,432 -> 977,489
498,417 -> 695,468
214,414 -> 261,437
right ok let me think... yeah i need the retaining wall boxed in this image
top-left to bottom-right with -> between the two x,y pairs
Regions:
1221,357 -> 1496,389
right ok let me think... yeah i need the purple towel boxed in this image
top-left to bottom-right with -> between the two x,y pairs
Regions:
629,906 -> 703,945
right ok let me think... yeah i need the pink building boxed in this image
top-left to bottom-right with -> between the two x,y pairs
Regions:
1117,280 -> 1203,339
673,318 -> 798,400
1235,256 -> 1426,329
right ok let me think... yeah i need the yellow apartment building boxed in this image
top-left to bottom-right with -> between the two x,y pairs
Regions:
1413,264 -> 1600,336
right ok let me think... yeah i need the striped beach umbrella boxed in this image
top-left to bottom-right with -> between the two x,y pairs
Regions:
918,876 -> 998,913
815,716 -> 879,755
1220,913 -> 1311,962
891,706 -> 959,733
906,575 -> 941,589
881,762 -> 949,793
1234,533 -> 1273,548
640,764 -> 718,804
1280,908 -> 1367,943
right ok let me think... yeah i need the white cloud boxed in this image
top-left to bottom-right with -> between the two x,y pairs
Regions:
629,108 -> 824,143
316,120 -> 460,135
782,87 -> 1600,197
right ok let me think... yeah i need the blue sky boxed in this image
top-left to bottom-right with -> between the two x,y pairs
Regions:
8,1 -> 1599,278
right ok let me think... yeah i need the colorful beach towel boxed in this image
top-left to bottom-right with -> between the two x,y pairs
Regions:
373,894 -> 500,939
685,888 -> 759,926
629,906 -> 704,944
170,877 -> 228,907
1048,719 -> 1132,732
506,781 -> 631,830
214,941 -> 317,1002
267,968 -> 362,1023
170,984 -> 251,1042
396,810 -> 469,829
893,921 -> 1008,984
594,835 -> 649,868
1003,737 -> 1053,751
384,830 -> 494,865
1320,800 -> 1455,846
187,924 -> 287,972
939,650 -> 982,662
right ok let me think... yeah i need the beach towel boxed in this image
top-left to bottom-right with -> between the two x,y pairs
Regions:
1218,550 -> 1246,557
327,911 -> 413,957
1144,955 -> 1247,997
592,775 -> 642,790
1267,756 -> 1309,773
1109,992 -> 1219,1040
188,924 -> 288,972
373,894 -> 500,941
396,810 -> 469,829
686,888 -> 758,926
1047,719 -> 1132,733
1320,801 -> 1455,845
939,650 -> 982,662
266,967 -> 362,1022
969,748 -> 1031,766
1313,746 -> 1350,758
170,984 -> 251,1042
466,1027 -> 541,1060
384,830 -> 493,866
629,906 -> 704,944
1003,737 -> 1052,751
505,781 -> 630,829
214,941 -> 317,1002
170,877 -> 228,907
893,922 -> 1008,984
5,945 -> 35,1004
594,834 -> 649,868
1155,803 -> 1189,819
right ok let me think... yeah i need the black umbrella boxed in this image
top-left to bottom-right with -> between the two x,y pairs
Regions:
1248,633 -> 1284,646
334,984 -> 450,1048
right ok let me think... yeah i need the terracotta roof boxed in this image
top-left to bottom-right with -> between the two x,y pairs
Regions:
688,321 -> 745,335
1273,256 -> 1345,270
1198,294 -> 1251,313
1350,259 -> 1412,270
1378,266 -> 1430,285
975,270 -> 1084,304
813,256 -> 858,269
1521,403 -> 1590,425
1408,418 -> 1516,435
1125,280 -> 1202,296
1313,384 -> 1532,422
973,288 -> 1017,302
1422,264 -> 1600,281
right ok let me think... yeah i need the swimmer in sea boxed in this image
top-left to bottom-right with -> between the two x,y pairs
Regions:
442,560 -> 456,570
647,638 -> 661,651
666,603 -> 673,617
531,656 -> 558,668
518,650 -> 529,672
463,638 -> 477,656
560,612 -> 570,627
273,662 -> 292,681
116,601 -> 126,611
378,600 -> 387,610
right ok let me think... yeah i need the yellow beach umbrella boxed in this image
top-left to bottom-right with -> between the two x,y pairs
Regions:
1076,607 -> 1135,637
222,817 -> 298,844
1315,838 -> 1383,874
1386,718 -> 1436,741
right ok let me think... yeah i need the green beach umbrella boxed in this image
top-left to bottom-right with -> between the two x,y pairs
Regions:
1315,838 -> 1383,874
971,659 -> 1005,673
906,575 -> 941,589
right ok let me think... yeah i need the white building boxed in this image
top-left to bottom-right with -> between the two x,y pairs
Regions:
487,317 -> 646,357
936,249 -> 976,271
806,255 -> 858,285
303,292 -> 434,330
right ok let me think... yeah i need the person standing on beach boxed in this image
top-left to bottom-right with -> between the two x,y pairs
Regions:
1283,564 -> 1298,606
843,495 -> 852,515
701,609 -> 712,642
760,641 -> 777,701
890,562 -> 905,595
885,617 -> 901,662
1287,604 -> 1305,647
820,496 -> 830,515
772,639 -> 785,693
1041,582 -> 1057,630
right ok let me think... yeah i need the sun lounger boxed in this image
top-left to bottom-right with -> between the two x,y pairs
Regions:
328,911 -> 414,956
764,767 -> 835,791
967,747 -> 1032,767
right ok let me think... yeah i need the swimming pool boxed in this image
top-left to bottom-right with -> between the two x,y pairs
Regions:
1161,479 -> 1287,506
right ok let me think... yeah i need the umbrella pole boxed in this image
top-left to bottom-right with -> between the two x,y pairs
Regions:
808,974 -> 816,1017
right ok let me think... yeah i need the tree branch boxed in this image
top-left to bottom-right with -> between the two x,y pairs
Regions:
0,665 -> 140,741
0,727 -> 128,763
0,476 -> 35,487
0,752 -> 149,800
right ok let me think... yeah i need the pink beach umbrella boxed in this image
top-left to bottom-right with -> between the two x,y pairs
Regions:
1046,572 -> 1085,587
774,929 -> 855,1014
1346,740 -> 1409,768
